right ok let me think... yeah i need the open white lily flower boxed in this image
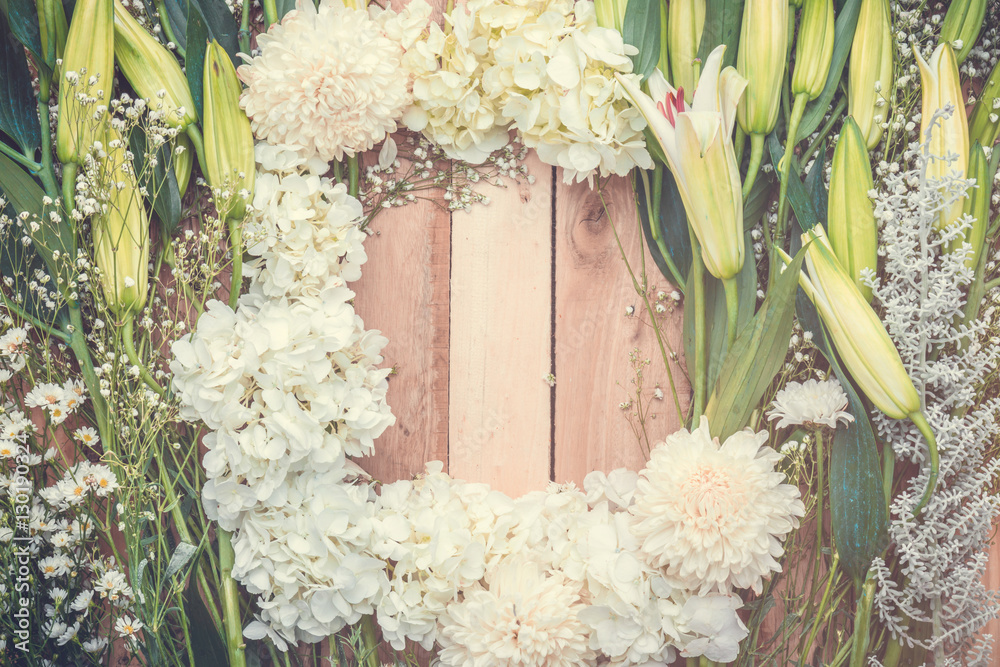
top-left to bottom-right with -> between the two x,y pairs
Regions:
616,45 -> 748,281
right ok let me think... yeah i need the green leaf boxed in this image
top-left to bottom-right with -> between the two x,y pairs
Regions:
768,133 -> 821,231
685,230 -> 757,394
0,0 -> 44,65
273,0 -> 295,23
622,0 -> 661,80
162,0 -> 187,51
635,166 -> 691,289
129,126 -> 183,236
743,164 -> 775,228
0,12 -> 41,154
185,0 -> 239,117
164,541 -> 198,580
804,140 -> 829,227
827,339 -> 889,584
796,0 -> 862,143
0,198 -> 67,329
185,583 -> 229,667
704,244 -> 806,440
696,0 -> 743,69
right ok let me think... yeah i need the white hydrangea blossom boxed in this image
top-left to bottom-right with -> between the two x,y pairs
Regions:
867,116 -> 1000,666
402,0 -> 652,183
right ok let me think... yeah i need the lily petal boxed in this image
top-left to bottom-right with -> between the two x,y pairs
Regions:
691,45 -> 727,114
615,72 -> 679,161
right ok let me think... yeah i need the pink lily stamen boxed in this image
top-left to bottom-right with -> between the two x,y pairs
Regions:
656,87 -> 686,126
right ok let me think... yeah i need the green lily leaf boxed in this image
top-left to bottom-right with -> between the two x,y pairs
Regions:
622,0 -> 661,81
0,9 -> 42,154
696,0 -> 743,69
636,165 -> 692,290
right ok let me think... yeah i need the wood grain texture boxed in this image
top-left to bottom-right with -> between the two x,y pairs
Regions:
553,176 -> 690,486
354,179 -> 451,485
448,153 -> 554,497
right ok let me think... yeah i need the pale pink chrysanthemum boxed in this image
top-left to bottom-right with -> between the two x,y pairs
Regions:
629,416 -> 805,595
238,0 -> 430,161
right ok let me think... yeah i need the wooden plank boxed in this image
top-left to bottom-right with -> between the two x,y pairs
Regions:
553,176 -> 690,485
448,152 -> 554,497
353,159 -> 451,485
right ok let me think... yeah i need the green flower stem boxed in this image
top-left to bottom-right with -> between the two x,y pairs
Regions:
263,0 -> 278,27
601,188 -> 686,424
154,0 -> 186,60
742,133 -> 765,199
882,636 -> 902,667
909,410 -> 938,516
37,73 -> 60,200
689,229 -> 707,422
800,552 -> 840,665
122,315 -> 167,397
62,163 -> 78,216
218,529 -> 247,667
239,0 -> 252,54
849,569 -> 877,667
639,168 -> 685,289
360,616 -> 380,667
185,125 -> 209,184
66,304 -> 113,448
814,429 -> 825,573
776,94 -> 811,246
0,141 -> 42,173
722,275 -> 738,349
0,291 -> 70,342
228,216 -> 243,310
348,155 -> 360,197
882,439 -> 894,514
801,96 -> 848,168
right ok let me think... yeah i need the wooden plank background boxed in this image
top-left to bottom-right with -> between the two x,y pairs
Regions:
349,0 -> 1000,651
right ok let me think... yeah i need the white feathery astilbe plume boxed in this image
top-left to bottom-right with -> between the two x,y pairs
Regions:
865,107 -> 1000,666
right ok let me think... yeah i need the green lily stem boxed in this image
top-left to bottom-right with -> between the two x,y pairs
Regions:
909,410 -> 938,516
219,530 -> 247,667
37,73 -> 60,200
62,162 -> 78,213
121,315 -> 167,397
67,305 -> 113,448
185,125 -> 209,184
348,155 -> 360,198
814,429 -> 825,576
0,141 -> 42,173
882,636 -> 902,667
776,94 -> 811,246
849,570 -> 877,667
742,133 -> 765,199
262,0 -> 278,27
0,291 -> 70,342
238,0 -> 252,54
801,96 -> 848,168
983,275 -> 1000,292
359,616 -> 380,667
153,0 -> 186,59
882,439 -> 894,515
689,230 -> 707,422
800,552 -> 840,665
601,189 -> 686,423
722,276 -> 738,349
228,216 -> 243,310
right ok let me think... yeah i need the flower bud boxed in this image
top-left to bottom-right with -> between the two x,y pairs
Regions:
56,0 -> 114,164
827,117 -> 877,302
735,0 -> 788,136
37,0 -> 68,66
848,0 -> 893,149
969,59 -> 1000,148
202,40 -> 255,220
667,0 -> 705,103
791,0 -> 834,100
916,43 -> 969,231
594,0 -> 627,32
939,0 -> 986,64
113,0 -> 197,129
94,128 -> 150,314
948,143 -> 990,269
798,226 -> 921,421
173,134 -> 193,197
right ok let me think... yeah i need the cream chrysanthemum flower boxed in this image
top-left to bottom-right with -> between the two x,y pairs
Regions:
630,417 -> 805,594
767,378 -> 854,429
238,0 -> 431,161
436,559 -> 597,667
